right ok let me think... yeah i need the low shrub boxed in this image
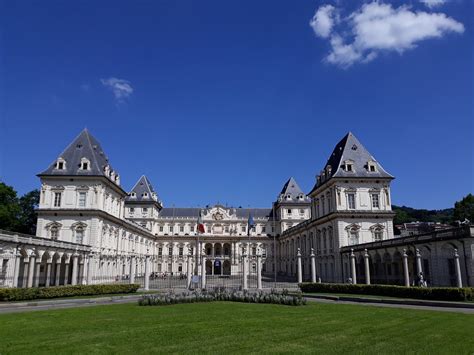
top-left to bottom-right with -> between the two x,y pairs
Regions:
299,283 -> 474,302
139,289 -> 307,307
0,284 -> 140,302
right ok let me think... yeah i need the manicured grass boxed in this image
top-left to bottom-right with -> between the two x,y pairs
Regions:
0,302 -> 473,354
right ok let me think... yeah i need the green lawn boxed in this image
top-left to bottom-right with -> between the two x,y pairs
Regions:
0,302 -> 473,354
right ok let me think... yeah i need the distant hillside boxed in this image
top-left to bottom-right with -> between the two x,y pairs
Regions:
392,205 -> 454,225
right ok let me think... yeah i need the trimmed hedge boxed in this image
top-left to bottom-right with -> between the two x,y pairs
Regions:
0,284 -> 140,302
299,283 -> 474,302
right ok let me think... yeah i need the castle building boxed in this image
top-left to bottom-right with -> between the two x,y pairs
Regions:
1,129 -> 471,289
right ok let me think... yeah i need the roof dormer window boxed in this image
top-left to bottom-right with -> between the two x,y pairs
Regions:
367,161 -> 377,172
80,157 -> 90,171
56,158 -> 66,170
142,192 -> 149,198
130,192 -> 136,198
343,160 -> 354,173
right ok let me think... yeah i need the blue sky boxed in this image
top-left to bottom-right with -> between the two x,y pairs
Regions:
1,0 -> 472,209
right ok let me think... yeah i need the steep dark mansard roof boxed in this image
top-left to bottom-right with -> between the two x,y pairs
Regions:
38,128 -> 116,178
309,132 -> 393,194
159,207 -> 272,219
126,175 -> 161,203
278,177 -> 310,202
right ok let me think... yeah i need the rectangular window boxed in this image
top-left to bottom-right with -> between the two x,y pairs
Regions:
261,225 -> 266,233
169,225 -> 173,233
299,209 -> 305,214
287,209 -> 292,214
130,207 -> 135,214
158,247 -> 162,256
179,247 -> 183,256
159,226 -> 164,232
347,194 -> 356,210
372,194 -> 380,208
78,192 -> 86,207
180,226 -> 184,232
54,192 -> 62,207
190,225 -> 195,232
168,247 -> 173,256
242,226 -> 246,233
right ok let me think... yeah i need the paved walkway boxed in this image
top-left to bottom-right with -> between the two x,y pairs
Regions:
1,292 -> 473,315
305,296 -> 474,314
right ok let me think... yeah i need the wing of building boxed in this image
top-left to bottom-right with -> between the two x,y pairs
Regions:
1,129 -> 472,289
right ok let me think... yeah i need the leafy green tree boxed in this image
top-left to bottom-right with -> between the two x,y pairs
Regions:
17,189 -> 40,234
453,194 -> 474,222
0,182 -> 21,231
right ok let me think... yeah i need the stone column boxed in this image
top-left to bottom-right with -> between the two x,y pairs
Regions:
12,250 -> 21,288
71,254 -> 79,286
350,249 -> 357,284
34,251 -> 44,287
130,255 -> 135,284
201,252 -> 207,289
22,257 -> 29,288
242,252 -> 248,290
257,253 -> 262,290
416,248 -> 423,278
297,248 -> 302,283
64,254 -> 71,285
45,257 -> 53,287
27,255 -> 36,288
364,249 -> 371,285
87,254 -> 94,285
402,249 -> 410,287
187,253 -> 192,289
81,256 -> 88,285
144,254 -> 150,290
310,248 -> 316,283
78,259 -> 84,285
454,249 -> 462,288
55,253 -> 64,286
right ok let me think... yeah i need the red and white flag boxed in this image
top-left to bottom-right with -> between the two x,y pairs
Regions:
197,210 -> 205,234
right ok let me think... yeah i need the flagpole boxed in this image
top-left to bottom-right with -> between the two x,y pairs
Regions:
273,202 -> 276,288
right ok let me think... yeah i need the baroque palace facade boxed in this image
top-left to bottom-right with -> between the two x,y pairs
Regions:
1,129 -> 472,288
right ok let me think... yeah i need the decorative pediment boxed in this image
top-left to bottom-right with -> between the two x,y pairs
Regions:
45,221 -> 62,230
205,206 -> 233,221
71,222 -> 87,230
345,223 -> 360,231
369,223 -> 385,231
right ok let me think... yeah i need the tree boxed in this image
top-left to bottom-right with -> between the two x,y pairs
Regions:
17,189 -> 40,234
453,194 -> 474,223
0,182 -> 21,231
0,182 -> 40,234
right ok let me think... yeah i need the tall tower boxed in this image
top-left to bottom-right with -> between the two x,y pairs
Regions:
308,132 -> 395,281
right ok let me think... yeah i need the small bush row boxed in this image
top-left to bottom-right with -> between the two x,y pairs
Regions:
299,283 -> 474,302
139,289 -> 307,306
0,284 -> 140,302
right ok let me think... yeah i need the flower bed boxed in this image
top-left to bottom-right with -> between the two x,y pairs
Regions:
138,289 -> 307,306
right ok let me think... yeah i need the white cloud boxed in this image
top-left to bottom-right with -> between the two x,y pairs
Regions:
420,0 -> 447,8
100,77 -> 134,102
311,2 -> 464,68
310,5 -> 338,38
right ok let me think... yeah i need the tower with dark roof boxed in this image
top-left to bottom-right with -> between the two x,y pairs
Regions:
277,132 -> 395,282
124,175 -> 163,233
273,177 -> 311,236
35,129 -> 155,251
